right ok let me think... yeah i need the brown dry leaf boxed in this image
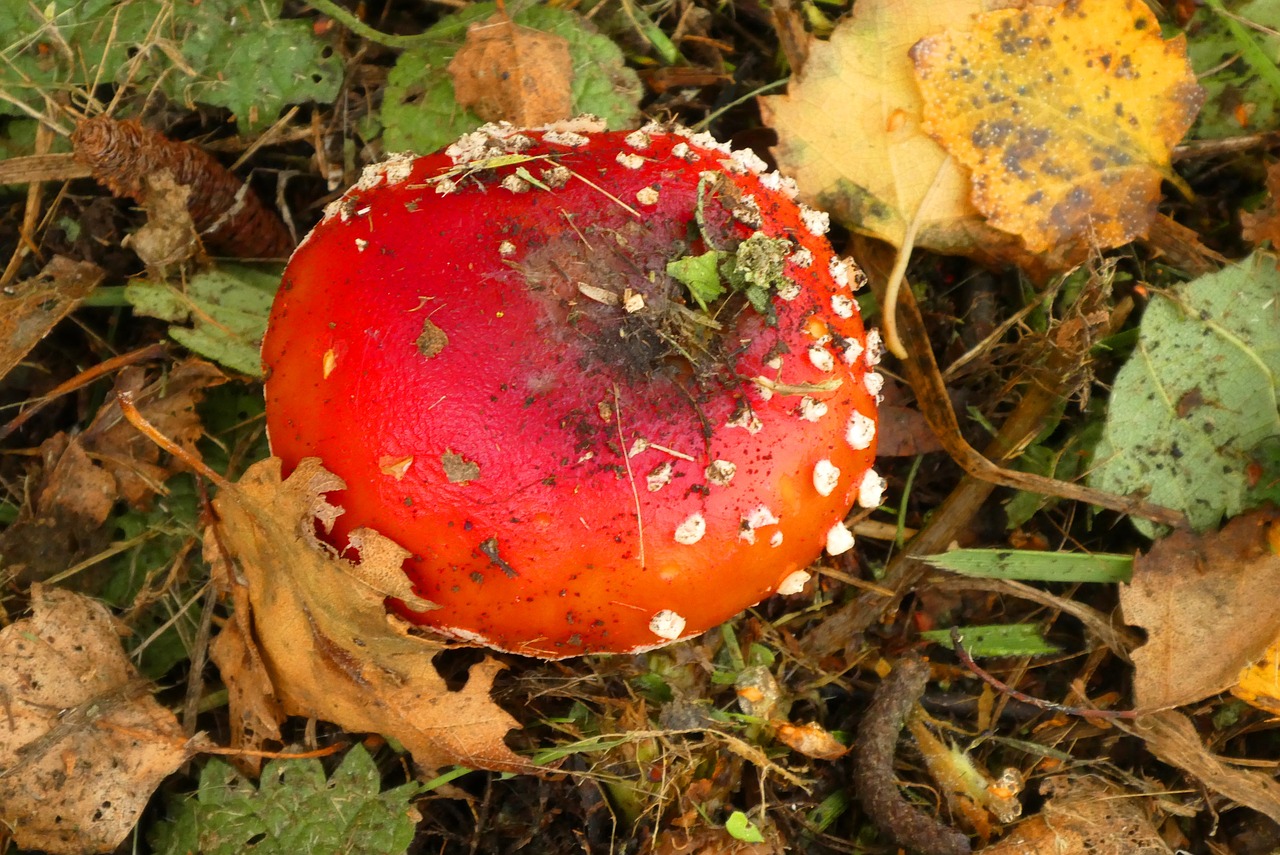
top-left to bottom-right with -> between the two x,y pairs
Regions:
0,256 -> 103,382
1122,508 -> 1280,710
80,359 -> 226,506
0,585 -> 191,855
1241,161 -> 1280,247
911,0 -> 1204,255
207,456 -> 532,774
448,13 -> 574,126
761,0 -> 1059,270
1127,709 -> 1280,825
0,361 -> 221,584
0,433 -> 117,584
978,775 -> 1169,854
122,170 -> 202,273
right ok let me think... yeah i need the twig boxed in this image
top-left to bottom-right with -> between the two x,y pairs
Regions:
949,628 -> 1135,722
853,656 -> 971,855
194,739 -> 347,761
0,121 -> 56,288
117,390 -> 233,491
0,343 -> 168,442
881,156 -> 952,359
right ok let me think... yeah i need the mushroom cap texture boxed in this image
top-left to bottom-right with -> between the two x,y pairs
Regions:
263,121 -> 879,659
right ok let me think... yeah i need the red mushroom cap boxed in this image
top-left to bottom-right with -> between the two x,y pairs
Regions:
262,118 -> 882,659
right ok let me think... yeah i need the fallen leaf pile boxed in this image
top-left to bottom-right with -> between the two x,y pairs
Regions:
0,585 -> 192,855
206,457 -> 532,774
2,0 -> 1280,849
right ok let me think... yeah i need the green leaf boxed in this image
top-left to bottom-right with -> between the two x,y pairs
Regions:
151,745 -> 421,855
125,264 -> 280,376
922,548 -> 1133,583
921,623 -> 1063,657
0,0 -> 135,117
724,811 -> 765,843
1090,251 -> 1280,535
381,2 -> 642,154
667,251 -> 728,310
139,0 -> 342,133
0,0 -> 341,132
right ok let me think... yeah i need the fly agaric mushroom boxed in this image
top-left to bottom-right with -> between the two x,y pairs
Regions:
262,118 -> 882,659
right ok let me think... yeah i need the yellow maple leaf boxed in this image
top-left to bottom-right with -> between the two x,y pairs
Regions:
911,0 -> 1204,253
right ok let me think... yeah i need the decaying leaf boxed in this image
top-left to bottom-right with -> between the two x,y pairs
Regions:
979,775 -> 1169,854
762,0 -> 1040,266
206,456 -> 531,774
382,2 -> 641,155
448,13 -> 574,126
0,585 -> 191,855
1127,709 -> 1280,826
0,360 -> 220,585
80,359 -> 226,506
0,433 -> 116,584
121,170 -> 201,273
911,0 -> 1204,254
1122,509 -> 1280,710
0,256 -> 104,381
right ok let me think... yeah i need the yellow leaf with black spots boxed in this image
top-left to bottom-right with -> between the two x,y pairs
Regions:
911,0 -> 1204,253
